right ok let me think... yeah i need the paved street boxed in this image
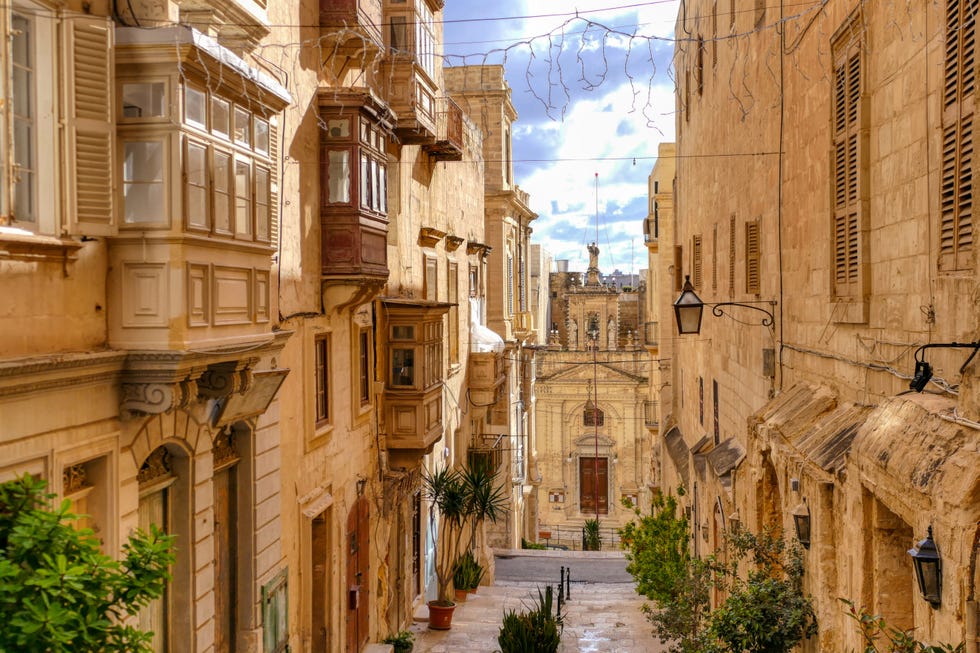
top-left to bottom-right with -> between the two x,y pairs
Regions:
411,550 -> 669,653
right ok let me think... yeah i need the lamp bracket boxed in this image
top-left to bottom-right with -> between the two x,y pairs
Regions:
708,301 -> 777,329
913,341 -> 980,374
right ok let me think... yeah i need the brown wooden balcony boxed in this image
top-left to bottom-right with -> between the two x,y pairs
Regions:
422,97 -> 464,161
643,400 -> 659,430
468,351 -> 506,405
319,0 -> 383,56
643,216 -> 658,252
380,57 -> 437,144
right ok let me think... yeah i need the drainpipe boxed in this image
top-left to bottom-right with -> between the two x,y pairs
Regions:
967,521 -> 980,653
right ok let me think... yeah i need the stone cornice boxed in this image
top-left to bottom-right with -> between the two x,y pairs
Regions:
0,351 -> 128,399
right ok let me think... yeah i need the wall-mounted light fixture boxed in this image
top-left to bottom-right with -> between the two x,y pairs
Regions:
356,476 -> 367,496
673,276 -> 776,335
908,341 -> 980,392
908,526 -> 942,608
791,498 -> 811,549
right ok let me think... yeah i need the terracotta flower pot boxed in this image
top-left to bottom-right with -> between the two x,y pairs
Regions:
454,588 -> 469,602
427,600 -> 456,630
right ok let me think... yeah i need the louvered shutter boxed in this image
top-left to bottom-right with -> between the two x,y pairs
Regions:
692,234 -> 703,288
940,0 -> 976,272
728,214 -> 735,298
62,16 -> 115,236
745,220 -> 760,294
831,35 -> 866,299
269,118 -> 280,244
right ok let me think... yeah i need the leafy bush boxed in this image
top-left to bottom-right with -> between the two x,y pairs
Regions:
382,629 -> 415,653
583,518 -> 602,551
497,585 -> 563,653
841,599 -> 964,653
0,474 -> 175,653
453,549 -> 484,591
521,538 -> 546,550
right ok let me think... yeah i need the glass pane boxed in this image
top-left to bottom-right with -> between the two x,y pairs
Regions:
235,160 -> 251,237
391,348 -> 415,387
124,142 -> 163,182
254,118 -> 270,153
255,166 -> 270,241
12,15 -> 30,65
185,142 -> 208,228
327,150 -> 350,203
124,182 -> 165,223
392,325 -> 414,340
213,152 -> 231,233
14,172 -> 33,222
327,119 -> 349,139
123,82 -> 165,118
379,164 -> 387,213
12,67 -> 31,118
372,159 -> 381,211
234,107 -> 250,145
212,97 -> 230,137
360,153 -> 370,208
184,86 -> 206,127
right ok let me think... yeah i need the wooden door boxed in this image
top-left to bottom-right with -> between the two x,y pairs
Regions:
579,457 -> 609,515
138,487 -> 169,653
213,465 -> 238,653
312,512 -> 329,653
346,497 -> 370,653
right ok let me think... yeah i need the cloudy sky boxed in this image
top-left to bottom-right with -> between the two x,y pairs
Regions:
443,1 -> 680,274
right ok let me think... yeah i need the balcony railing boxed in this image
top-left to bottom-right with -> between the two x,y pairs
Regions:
423,96 -> 463,161
643,321 -> 659,348
643,400 -> 659,429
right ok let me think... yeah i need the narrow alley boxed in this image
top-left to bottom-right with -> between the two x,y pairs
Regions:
411,551 -> 668,653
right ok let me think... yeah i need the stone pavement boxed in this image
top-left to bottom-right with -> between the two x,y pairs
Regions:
410,551 -> 669,653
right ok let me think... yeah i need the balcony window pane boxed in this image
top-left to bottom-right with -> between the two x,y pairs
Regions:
254,118 -> 270,154
327,150 -> 350,203
360,153 -> 370,209
212,97 -> 230,138
234,106 -> 250,146
184,86 -> 206,127
123,82 -> 165,118
389,15 -> 408,52
326,119 -> 350,139
392,325 -> 414,340
123,141 -> 165,223
12,13 -> 34,223
234,160 -> 251,238
379,163 -> 387,213
213,151 -> 232,233
372,159 -> 381,211
185,141 -> 208,229
392,348 -> 415,387
255,166 -> 270,241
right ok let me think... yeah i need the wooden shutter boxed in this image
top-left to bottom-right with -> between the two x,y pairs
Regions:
940,0 -> 976,272
712,224 -> 718,290
745,219 -> 761,294
674,244 -> 684,291
269,118 -> 280,244
729,214 -> 736,298
832,45 -> 864,297
62,16 -> 115,236
692,234 -> 703,288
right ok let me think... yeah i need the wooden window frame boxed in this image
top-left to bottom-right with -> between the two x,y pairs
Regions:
358,327 -> 372,407
745,219 -> 761,295
692,234 -> 703,289
314,334 -> 331,427
448,262 -> 459,367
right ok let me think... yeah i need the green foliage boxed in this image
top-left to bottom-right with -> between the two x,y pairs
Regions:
620,491 -> 691,604
621,489 -> 817,653
709,527 -> 817,653
497,585 -> 563,653
452,549 -> 484,591
382,629 -> 415,653
583,518 -> 602,551
0,474 -> 175,653
521,538 -> 546,550
423,464 -> 508,603
841,599 -> 964,653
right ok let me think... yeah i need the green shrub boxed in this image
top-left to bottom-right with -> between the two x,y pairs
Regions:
497,585 -> 563,653
583,518 -> 602,550
841,600 -> 963,652
452,550 -> 484,591
521,538 -> 546,550
382,630 -> 414,653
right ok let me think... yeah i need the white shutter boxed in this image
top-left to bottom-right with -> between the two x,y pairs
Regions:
62,15 -> 115,236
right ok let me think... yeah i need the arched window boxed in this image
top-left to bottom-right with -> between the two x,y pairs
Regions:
583,405 -> 604,426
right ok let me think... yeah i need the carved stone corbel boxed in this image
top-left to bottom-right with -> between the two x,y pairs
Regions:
198,360 -> 256,399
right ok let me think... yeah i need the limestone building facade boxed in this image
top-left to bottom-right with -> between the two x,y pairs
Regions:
534,246 -> 653,546
657,1 -> 980,650
0,1 -> 523,651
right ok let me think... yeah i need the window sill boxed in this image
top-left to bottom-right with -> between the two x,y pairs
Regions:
0,227 -> 83,263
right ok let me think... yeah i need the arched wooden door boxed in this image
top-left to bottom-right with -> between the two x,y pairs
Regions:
346,496 -> 370,652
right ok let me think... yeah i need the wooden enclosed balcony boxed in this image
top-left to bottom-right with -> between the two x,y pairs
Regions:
380,58 -> 437,144
422,97 -> 464,161
643,216 -> 658,252
319,0 -> 383,56
468,351 -> 506,405
643,400 -> 659,430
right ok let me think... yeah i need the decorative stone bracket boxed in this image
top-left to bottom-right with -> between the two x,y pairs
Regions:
121,355 -> 260,417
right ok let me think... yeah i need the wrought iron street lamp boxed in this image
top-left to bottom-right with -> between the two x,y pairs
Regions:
791,498 -> 811,549
908,526 -> 942,608
672,276 -> 776,335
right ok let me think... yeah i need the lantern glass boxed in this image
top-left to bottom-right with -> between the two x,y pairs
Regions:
908,526 -> 942,608
673,276 -> 705,335
791,500 -> 811,549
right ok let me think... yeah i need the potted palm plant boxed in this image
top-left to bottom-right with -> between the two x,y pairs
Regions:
423,463 -> 508,629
